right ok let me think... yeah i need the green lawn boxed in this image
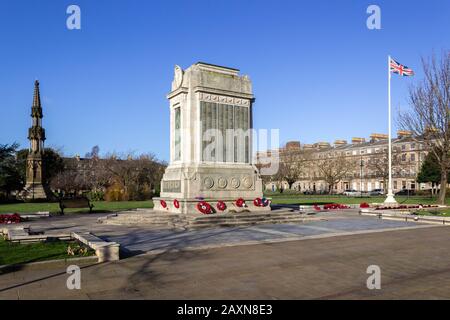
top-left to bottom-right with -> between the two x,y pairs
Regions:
0,195 -> 445,214
412,208 -> 450,217
0,238 -> 94,266
265,193 -> 444,206
0,200 -> 154,214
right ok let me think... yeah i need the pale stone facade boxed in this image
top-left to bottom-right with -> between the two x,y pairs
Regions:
154,62 -> 268,214
258,132 -> 430,194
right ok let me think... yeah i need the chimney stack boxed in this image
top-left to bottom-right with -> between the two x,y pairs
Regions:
351,137 -> 366,144
285,141 -> 301,150
397,130 -> 412,138
334,140 -> 347,147
370,133 -> 388,142
314,142 -> 331,149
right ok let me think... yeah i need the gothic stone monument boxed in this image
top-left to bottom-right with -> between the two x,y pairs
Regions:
154,62 -> 269,214
21,80 -> 48,200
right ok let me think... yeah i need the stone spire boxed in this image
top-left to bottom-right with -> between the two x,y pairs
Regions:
22,80 -> 48,200
31,80 -> 43,118
28,80 -> 45,154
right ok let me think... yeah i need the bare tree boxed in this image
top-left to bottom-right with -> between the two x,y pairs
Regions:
50,170 -> 80,196
273,149 -> 311,191
85,145 -> 100,159
316,154 -> 355,194
103,153 -> 166,200
367,149 -> 402,191
398,51 -> 450,204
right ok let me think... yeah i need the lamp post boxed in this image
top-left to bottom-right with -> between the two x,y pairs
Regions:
360,156 -> 364,198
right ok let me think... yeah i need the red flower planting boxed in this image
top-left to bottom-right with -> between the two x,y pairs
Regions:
216,201 -> 226,211
0,213 -> 21,224
197,201 -> 212,214
324,203 -> 349,210
173,199 -> 180,209
160,200 -> 167,209
253,198 -> 263,207
262,198 -> 271,207
254,198 -> 270,207
235,198 -> 246,208
360,202 -> 370,208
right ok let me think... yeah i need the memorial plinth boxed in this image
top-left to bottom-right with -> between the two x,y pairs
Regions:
154,62 -> 269,214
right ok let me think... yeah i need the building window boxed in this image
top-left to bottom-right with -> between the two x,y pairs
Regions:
410,154 -> 415,161
402,154 -> 407,161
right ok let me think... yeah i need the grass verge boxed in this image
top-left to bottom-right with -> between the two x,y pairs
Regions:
0,200 -> 154,215
0,238 -> 94,266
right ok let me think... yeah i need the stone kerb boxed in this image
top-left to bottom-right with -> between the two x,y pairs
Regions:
71,232 -> 120,262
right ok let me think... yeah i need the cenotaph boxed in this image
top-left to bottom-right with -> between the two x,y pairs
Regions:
153,62 -> 270,214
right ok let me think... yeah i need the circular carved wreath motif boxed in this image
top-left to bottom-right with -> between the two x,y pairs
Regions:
230,177 -> 240,189
217,177 -> 227,189
203,177 -> 214,189
242,176 -> 253,189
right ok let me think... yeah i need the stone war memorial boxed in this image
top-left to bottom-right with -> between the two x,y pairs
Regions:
20,80 -> 49,200
153,62 -> 270,214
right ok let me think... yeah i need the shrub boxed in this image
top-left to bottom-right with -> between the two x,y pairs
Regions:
104,182 -> 129,201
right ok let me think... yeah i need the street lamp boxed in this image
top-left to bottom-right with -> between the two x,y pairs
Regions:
360,156 -> 364,197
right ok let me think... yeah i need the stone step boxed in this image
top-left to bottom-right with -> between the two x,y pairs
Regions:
187,217 -> 318,229
99,209 -> 319,230
189,212 -> 300,222
189,214 -> 306,223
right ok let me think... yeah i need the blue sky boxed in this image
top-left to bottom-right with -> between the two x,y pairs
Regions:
0,0 -> 448,161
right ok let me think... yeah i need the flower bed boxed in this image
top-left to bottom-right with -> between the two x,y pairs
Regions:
0,213 -> 21,224
323,203 -> 350,210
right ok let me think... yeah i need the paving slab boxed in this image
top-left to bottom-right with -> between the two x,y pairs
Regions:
98,216 -> 428,254
1,226 -> 450,299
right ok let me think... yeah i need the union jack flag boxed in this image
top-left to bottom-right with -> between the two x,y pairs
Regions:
390,58 -> 414,76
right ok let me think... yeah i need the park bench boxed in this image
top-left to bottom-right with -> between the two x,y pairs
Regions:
59,197 -> 94,215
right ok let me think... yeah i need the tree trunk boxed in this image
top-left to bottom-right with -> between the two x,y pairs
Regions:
438,169 -> 447,205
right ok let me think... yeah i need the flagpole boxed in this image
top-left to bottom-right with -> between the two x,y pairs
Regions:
385,55 -> 397,204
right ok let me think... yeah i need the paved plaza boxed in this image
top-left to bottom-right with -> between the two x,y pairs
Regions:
100,217 -> 430,254
3,210 -> 431,255
1,211 -> 449,299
